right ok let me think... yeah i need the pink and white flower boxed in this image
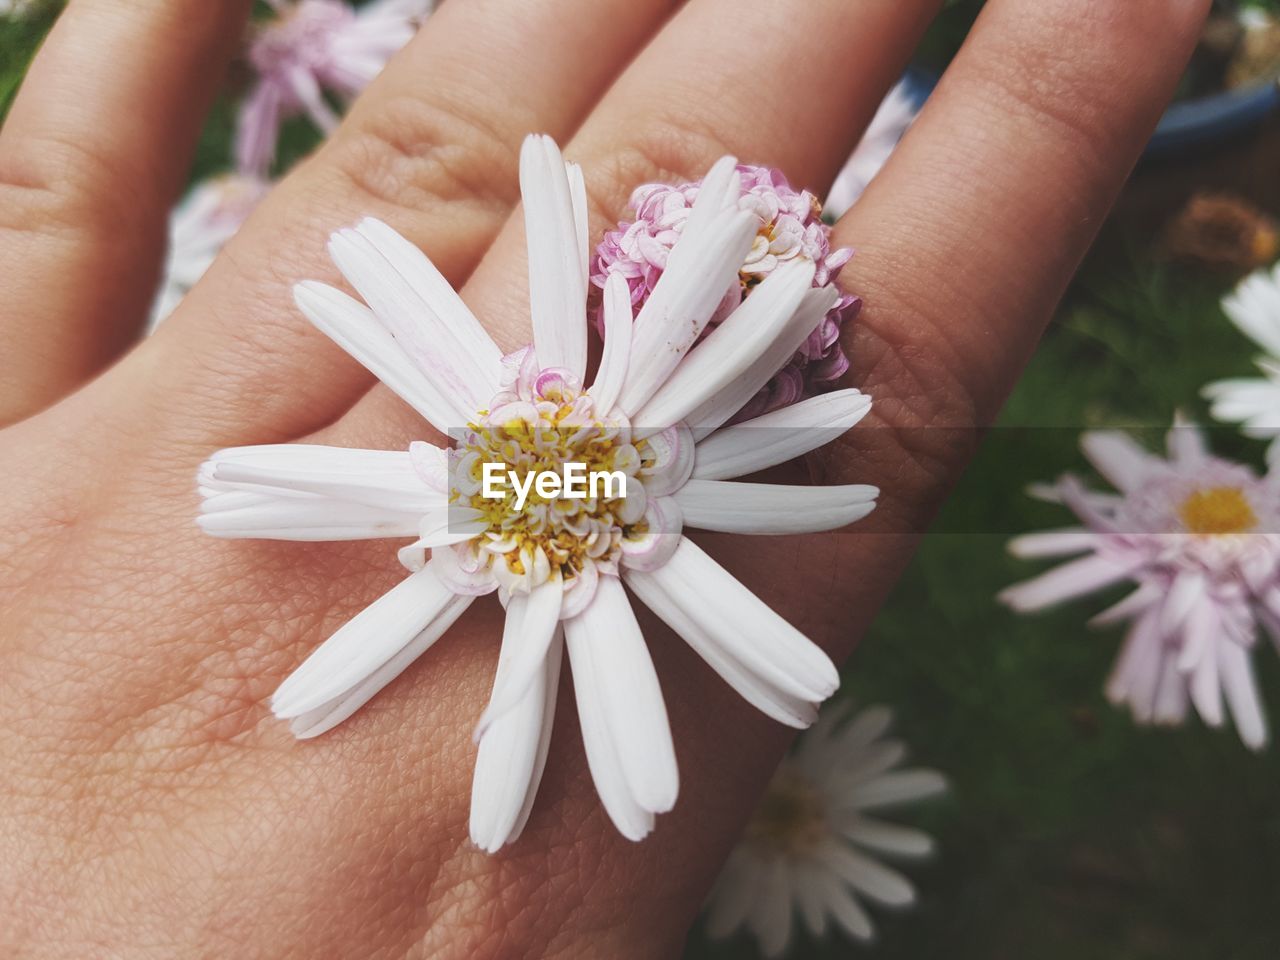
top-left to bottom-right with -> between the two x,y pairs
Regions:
235,0 -> 433,176
705,702 -> 946,957
150,173 -> 270,327
591,164 -> 858,421
1203,261 -> 1280,465
1000,419 -> 1280,749
198,135 -> 877,850
824,80 -> 919,220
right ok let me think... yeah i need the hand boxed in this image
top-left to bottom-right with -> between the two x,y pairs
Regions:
0,0 -> 1208,956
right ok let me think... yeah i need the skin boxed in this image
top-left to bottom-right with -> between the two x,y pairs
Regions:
0,0 -> 1211,957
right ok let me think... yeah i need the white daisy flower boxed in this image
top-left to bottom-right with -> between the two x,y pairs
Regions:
150,173 -> 270,328
1000,418 -> 1280,749
198,135 -> 879,851
823,81 -> 918,220
236,0 -> 434,176
704,702 -> 946,957
1203,261 -> 1280,466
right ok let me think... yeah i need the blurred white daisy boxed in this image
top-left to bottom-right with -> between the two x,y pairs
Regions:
150,173 -> 270,328
1203,261 -> 1280,466
705,702 -> 946,957
236,0 -> 433,175
1001,419 -> 1280,749
199,134 -> 878,851
823,81 -> 919,220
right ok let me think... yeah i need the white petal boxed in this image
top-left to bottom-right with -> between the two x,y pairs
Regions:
589,271 -> 633,416
847,769 -> 948,810
683,285 -> 839,433
624,568 -> 817,728
616,197 -> 758,415
470,627 -> 562,852
633,258 -> 815,430
353,218 -> 502,378
273,565 -> 471,729
273,568 -> 460,723
1223,263 -> 1280,356
674,479 -> 877,534
565,619 -> 654,841
328,225 -> 495,412
563,577 -> 678,813
506,633 -> 565,841
520,135 -> 587,380
842,816 -> 935,858
198,492 -> 421,541
473,579 -> 563,738
691,389 -> 871,480
1080,431 -> 1156,491
203,443 -> 444,513
294,280 -> 470,433
998,553 -> 1142,612
1007,528 -> 1096,560
749,859 -> 794,959
819,843 -> 915,907
624,537 -> 838,702
821,880 -> 875,941
705,852 -> 760,939
1218,639 -> 1267,750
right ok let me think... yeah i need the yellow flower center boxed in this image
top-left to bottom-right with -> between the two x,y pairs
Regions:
744,774 -> 827,856
1179,486 -> 1257,535
457,391 -> 650,583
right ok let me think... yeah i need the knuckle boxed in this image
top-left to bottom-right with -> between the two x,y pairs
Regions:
328,90 -> 519,221
0,134 -> 157,242
582,108 -> 731,224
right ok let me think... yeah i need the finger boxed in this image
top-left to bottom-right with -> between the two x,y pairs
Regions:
822,0 -> 1211,523
330,0 -> 942,451
100,0 -> 682,450
0,0 -> 252,426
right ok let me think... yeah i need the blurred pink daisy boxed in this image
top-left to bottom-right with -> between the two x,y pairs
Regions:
236,0 -> 433,175
150,173 -> 270,327
1000,419 -> 1280,749
591,164 -> 858,420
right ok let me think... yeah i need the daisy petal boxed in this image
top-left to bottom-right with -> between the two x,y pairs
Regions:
683,285 -> 838,433
470,624 -> 562,852
1007,528 -> 1096,559
846,769 -> 948,810
842,816 -> 935,858
617,199 -> 758,415
294,280 -> 470,433
998,553 -> 1144,612
564,578 -> 678,813
674,479 -> 878,534
625,537 -> 838,703
273,565 -> 471,726
473,579 -> 563,739
353,217 -> 503,378
1218,639 -> 1267,750
198,492 -> 421,541
633,258 -> 815,430
329,225 -> 494,411
623,568 -> 818,728
819,843 -> 915,907
691,389 -> 872,480
589,271 -> 633,416
521,134 -> 588,380
565,617 -> 654,841
1080,430 -> 1157,492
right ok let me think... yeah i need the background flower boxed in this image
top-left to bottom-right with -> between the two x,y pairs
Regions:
704,702 -> 946,957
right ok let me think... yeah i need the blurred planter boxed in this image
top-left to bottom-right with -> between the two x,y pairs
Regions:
902,67 -> 1280,160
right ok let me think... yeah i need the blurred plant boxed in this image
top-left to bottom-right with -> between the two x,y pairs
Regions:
703,703 -> 946,957
1165,193 -> 1279,275
1002,418 -> 1280,750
